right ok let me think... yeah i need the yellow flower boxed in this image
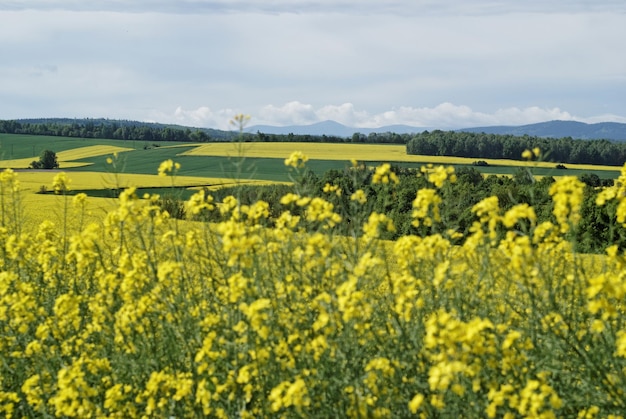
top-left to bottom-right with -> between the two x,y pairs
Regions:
502,203 -> 536,229
350,189 -> 367,204
423,165 -> 456,188
363,212 -> 395,239
412,188 -> 441,227
372,163 -> 399,185
280,193 -> 300,206
615,330 -> 626,357
323,183 -> 341,196
186,189 -> 215,215
364,357 -> 395,377
268,378 -> 310,412
305,197 -> 342,228
549,176 -> 584,233
157,159 -> 180,177
52,172 -> 71,194
284,151 -> 309,169
408,393 -> 424,413
240,298 -> 272,339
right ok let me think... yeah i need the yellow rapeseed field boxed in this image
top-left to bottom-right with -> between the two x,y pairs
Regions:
55,145 -> 134,161
1,153 -> 626,418
13,171 -> 270,193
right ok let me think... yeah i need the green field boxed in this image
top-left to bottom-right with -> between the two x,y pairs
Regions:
0,134 -> 149,159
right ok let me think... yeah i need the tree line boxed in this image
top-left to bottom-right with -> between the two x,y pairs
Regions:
0,119 -> 229,142
0,119 -> 346,144
407,130 -> 626,166
0,119 -> 411,145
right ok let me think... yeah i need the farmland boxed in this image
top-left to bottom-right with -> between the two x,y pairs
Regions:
1,135 -> 621,185
0,134 -> 626,416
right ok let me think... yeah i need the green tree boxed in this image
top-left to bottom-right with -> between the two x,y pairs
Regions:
30,149 -> 59,169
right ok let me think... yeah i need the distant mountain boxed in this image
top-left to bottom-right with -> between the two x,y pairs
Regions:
248,120 -> 428,137
249,120 -> 626,141
457,120 -> 626,141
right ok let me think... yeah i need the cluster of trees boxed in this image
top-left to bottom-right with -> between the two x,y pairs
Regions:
407,131 -> 626,166
29,149 -> 59,169
184,165 -> 621,255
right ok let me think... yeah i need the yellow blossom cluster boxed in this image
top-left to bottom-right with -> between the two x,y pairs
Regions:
372,163 -> 399,185
284,151 -> 309,169
421,164 -> 457,188
157,159 -> 181,177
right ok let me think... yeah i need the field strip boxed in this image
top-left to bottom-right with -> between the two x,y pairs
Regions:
179,142 -> 622,172
0,145 -> 134,169
55,145 -> 134,160
0,157 -> 93,169
21,193 -> 119,227
12,171 -> 273,192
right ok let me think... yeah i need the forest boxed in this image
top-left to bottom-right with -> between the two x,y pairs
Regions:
406,130 -> 626,166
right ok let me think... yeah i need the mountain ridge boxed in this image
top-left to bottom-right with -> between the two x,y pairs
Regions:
457,120 -> 626,141
248,120 -> 428,137
249,120 -> 626,141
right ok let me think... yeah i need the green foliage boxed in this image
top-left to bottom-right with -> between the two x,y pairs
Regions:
407,130 -> 626,166
157,195 -> 186,219
29,149 -> 59,169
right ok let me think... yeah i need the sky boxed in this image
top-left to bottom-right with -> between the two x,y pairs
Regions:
1,0 -> 625,130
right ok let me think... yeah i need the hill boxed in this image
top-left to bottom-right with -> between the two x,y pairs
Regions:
457,120 -> 626,141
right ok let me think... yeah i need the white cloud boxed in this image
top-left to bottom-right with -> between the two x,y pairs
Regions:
157,106 -> 237,130
315,104 -> 369,126
162,101 -> 622,130
258,102 -> 317,125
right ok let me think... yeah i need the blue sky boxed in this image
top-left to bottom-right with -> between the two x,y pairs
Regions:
1,0 -> 625,130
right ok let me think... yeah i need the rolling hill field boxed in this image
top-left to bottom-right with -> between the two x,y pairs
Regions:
1,135 -> 621,189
